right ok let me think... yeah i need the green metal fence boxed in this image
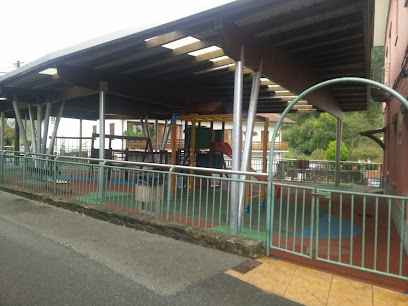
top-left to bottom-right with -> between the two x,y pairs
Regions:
1,150 -> 407,281
267,182 -> 408,280
268,182 -> 316,258
1,151 -> 25,188
0,151 -> 267,240
314,188 -> 407,280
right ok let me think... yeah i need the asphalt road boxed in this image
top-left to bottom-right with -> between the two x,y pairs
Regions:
0,191 -> 299,305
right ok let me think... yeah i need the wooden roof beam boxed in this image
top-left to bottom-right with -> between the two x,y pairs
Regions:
140,49 -> 226,77
220,20 -> 343,118
57,64 -> 212,108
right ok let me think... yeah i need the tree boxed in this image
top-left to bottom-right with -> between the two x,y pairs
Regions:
124,127 -> 143,137
310,148 -> 326,160
325,141 -> 349,161
124,126 -> 156,138
310,113 -> 336,150
281,47 -> 385,162
282,116 -> 316,155
349,144 -> 382,162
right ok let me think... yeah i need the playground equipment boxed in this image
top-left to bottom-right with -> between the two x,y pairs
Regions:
169,114 -> 271,209
90,133 -> 154,162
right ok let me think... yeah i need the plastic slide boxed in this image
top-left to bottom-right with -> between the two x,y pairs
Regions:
213,142 -> 266,182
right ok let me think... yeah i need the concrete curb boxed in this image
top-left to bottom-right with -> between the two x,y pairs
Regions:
0,184 -> 265,258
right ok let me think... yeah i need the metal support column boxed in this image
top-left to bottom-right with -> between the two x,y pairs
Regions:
170,120 -> 178,199
160,120 -> 168,150
154,119 -> 158,162
79,115 -> 83,157
145,114 -> 153,153
335,117 -> 343,186
162,120 -> 172,151
41,102 -> 51,154
183,120 -> 188,165
28,106 -> 37,153
98,81 -> 108,204
261,118 -> 269,203
238,67 -> 262,230
230,46 -> 244,235
48,101 -> 65,155
144,115 -> 150,138
14,125 -> 19,152
36,104 -> 42,153
139,117 -> 146,137
99,82 -> 107,159
188,121 -> 196,193
155,119 -> 158,148
0,112 -> 4,151
12,98 -> 29,152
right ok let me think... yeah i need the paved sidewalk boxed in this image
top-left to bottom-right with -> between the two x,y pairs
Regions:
226,257 -> 408,306
0,190 -> 299,305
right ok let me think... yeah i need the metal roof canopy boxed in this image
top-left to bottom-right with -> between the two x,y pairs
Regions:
0,0 -> 373,121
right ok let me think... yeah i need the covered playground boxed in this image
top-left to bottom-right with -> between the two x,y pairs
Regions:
0,0 -> 407,291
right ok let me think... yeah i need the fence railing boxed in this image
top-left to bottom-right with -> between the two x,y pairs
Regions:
127,139 -> 289,152
314,189 -> 407,280
224,157 -> 382,187
269,182 -> 316,258
53,136 -> 92,158
0,150 -> 267,240
275,159 -> 382,187
224,141 -> 289,151
1,150 -> 407,281
268,184 -> 408,281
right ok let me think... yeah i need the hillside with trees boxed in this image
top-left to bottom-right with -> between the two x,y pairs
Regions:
282,47 -> 384,162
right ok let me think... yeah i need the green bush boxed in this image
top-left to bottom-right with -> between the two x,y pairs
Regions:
325,141 -> 349,161
310,148 -> 326,160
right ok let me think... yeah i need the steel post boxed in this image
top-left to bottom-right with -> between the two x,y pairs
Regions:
41,102 -> 51,154
238,68 -> 261,231
48,101 -> 65,155
154,119 -> 159,162
160,120 -> 168,150
145,114 -> 153,153
162,120 -> 173,151
144,115 -> 150,138
335,118 -> 343,186
98,82 -> 108,206
0,112 -> 4,151
12,99 -> 29,152
155,119 -> 158,151
36,104 -> 42,153
99,81 -> 107,159
140,117 -> 147,137
230,46 -> 244,235
14,125 -> 19,153
28,106 -> 37,153
79,115 -> 83,157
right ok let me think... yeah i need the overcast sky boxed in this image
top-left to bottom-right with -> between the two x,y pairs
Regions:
0,0 -> 235,73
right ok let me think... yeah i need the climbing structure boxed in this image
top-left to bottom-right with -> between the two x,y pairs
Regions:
169,114 -> 270,207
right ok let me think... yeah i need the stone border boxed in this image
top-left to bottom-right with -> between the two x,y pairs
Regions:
0,184 -> 265,258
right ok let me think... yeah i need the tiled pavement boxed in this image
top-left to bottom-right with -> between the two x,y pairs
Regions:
226,257 -> 408,306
